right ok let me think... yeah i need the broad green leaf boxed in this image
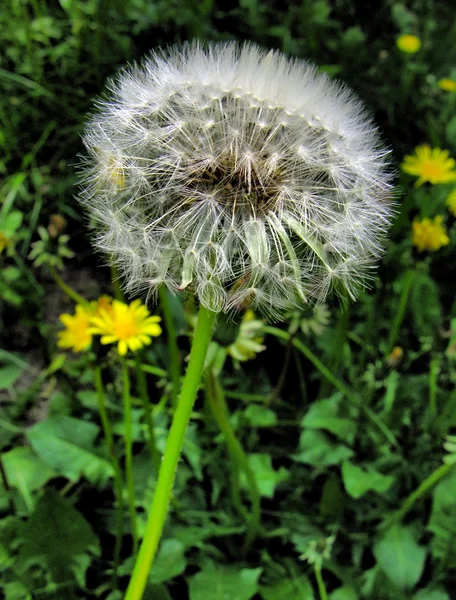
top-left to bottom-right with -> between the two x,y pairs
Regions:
150,539 -> 187,584
243,405 -> 277,427
428,469 -> 456,563
293,431 -> 353,466
240,453 -> 289,498
2,581 -> 31,600
373,525 -> 426,590
26,416 -> 113,485
2,447 -> 56,497
341,461 -> 394,499
330,587 -> 359,600
414,588 -> 450,600
0,364 -> 25,389
189,563 -> 262,600
301,395 -> 356,443
17,489 -> 100,585
261,575 -> 314,599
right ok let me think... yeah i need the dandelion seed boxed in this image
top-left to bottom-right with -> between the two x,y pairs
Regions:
80,42 -> 394,319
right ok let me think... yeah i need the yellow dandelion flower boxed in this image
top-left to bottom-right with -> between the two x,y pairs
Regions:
446,190 -> 456,217
90,299 -> 162,356
396,34 -> 421,54
412,216 -> 450,252
401,145 -> 456,186
58,304 -> 94,352
438,78 -> 456,92
95,295 -> 114,316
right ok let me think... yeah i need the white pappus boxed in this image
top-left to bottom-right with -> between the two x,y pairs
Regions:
79,41 -> 394,319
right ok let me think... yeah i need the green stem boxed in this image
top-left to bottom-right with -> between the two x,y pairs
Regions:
50,266 -> 88,306
94,366 -> 124,587
122,359 -> 138,554
388,462 -> 454,526
125,305 -> 217,600
205,369 -> 261,552
428,358 -> 439,418
110,261 -> 125,302
314,564 -> 329,600
159,286 -> 181,406
128,361 -> 167,379
264,326 -> 398,448
134,354 -> 161,474
386,269 -> 414,355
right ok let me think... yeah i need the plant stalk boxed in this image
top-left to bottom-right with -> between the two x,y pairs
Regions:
94,366 -> 124,587
122,359 -> 138,554
205,369 -> 261,552
124,305 -> 217,600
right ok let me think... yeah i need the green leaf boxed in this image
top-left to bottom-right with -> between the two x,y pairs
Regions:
150,539 -> 187,584
26,416 -> 114,485
428,469 -> 456,563
0,364 -> 25,389
189,563 -> 262,600
240,453 -> 289,498
341,461 -> 394,499
261,575 -> 315,599
409,271 -> 442,338
293,431 -> 353,466
330,587 -> 359,600
17,489 -> 100,585
446,115 -> 456,146
301,395 -> 356,443
243,405 -> 277,427
2,446 -> 56,497
414,588 -> 450,600
2,581 -> 32,600
373,525 -> 427,590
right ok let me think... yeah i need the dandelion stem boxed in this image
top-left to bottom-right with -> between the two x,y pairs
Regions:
110,261 -> 125,302
314,564 -> 329,600
134,354 -> 161,474
386,269 -> 414,355
264,326 -> 398,448
386,462 -> 454,526
205,369 -> 261,553
49,266 -> 88,306
122,359 -> 138,554
125,305 -> 217,600
94,366 -> 124,587
159,286 -> 181,407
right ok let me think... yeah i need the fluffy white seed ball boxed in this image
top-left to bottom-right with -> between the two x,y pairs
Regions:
80,41 -> 393,319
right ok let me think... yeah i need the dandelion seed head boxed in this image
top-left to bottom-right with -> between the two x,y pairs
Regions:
80,41 -> 394,319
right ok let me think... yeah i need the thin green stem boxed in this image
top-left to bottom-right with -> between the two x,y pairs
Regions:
134,354 -> 161,474
110,261 -> 125,302
386,269 -> 414,355
264,326 -> 398,448
159,286 -> 181,406
128,361 -> 167,379
428,358 -> 439,418
50,266 -> 88,306
314,564 -> 329,600
122,359 -> 138,554
387,462 -> 454,526
206,369 -> 261,552
94,366 -> 124,587
125,305 -> 217,600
